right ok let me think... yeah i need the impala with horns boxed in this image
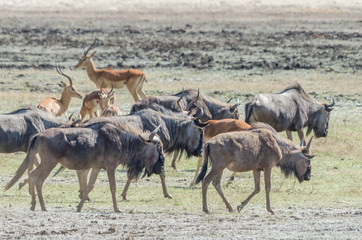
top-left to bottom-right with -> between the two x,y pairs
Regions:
75,39 -> 147,102
79,109 -> 208,200
37,63 -> 82,117
101,104 -> 121,117
5,123 -> 165,213
77,83 -> 115,124
245,83 -> 335,145
196,122 -> 314,214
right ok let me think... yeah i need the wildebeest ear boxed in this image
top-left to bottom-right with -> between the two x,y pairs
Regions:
138,134 -> 148,142
193,119 -> 208,128
305,154 -> 314,159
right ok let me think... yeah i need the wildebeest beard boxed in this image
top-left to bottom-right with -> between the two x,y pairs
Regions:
149,144 -> 165,176
192,130 -> 204,157
307,120 -> 329,138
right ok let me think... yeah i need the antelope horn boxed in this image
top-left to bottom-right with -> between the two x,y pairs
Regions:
305,136 -> 313,152
100,81 -> 105,94
149,125 -> 161,141
84,39 -> 99,56
176,88 -> 185,111
325,97 -> 335,108
300,136 -> 305,147
230,98 -> 240,110
226,97 -> 233,103
108,84 -> 114,96
186,88 -> 200,111
55,62 -> 73,86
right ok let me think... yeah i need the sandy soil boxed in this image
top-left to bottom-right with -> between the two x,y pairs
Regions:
0,1 -> 361,239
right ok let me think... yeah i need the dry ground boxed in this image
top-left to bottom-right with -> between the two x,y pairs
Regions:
0,1 -> 361,239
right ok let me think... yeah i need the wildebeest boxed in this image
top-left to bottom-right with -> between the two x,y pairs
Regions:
4,123 -> 164,212
131,89 -> 240,121
245,83 -> 334,144
196,122 -> 314,214
189,118 -> 251,186
81,109 -> 207,199
0,107 -> 68,153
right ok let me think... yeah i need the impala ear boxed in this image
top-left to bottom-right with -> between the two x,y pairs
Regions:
90,52 -> 96,57
58,81 -> 67,88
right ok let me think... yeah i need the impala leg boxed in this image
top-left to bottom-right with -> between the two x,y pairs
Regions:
226,172 -> 237,188
77,168 -> 100,212
212,172 -> 233,212
106,168 -> 120,212
126,82 -> 140,102
29,170 -> 36,211
121,175 -> 132,200
237,170 -> 261,212
190,155 -> 203,187
286,130 -> 293,141
159,171 -> 173,199
136,76 -> 147,99
264,168 -> 275,214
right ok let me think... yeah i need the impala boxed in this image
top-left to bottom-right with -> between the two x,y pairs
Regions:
75,39 -> 147,102
37,63 -> 82,117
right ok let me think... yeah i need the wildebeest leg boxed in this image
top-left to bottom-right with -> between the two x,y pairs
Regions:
19,155 -> 39,191
190,155 -> 203,187
34,162 -> 58,211
121,176 -> 132,200
286,130 -> 293,141
297,130 -> 306,146
202,167 -> 224,214
106,168 -> 121,212
76,169 -> 90,200
226,172 -> 237,188
264,168 -> 275,214
29,170 -> 37,211
77,168 -> 101,212
171,150 -> 180,170
212,172 -> 233,212
159,171 -> 173,199
237,170 -> 261,212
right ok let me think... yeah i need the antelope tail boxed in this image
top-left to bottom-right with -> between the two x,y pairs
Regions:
4,135 -> 38,191
195,144 -> 209,184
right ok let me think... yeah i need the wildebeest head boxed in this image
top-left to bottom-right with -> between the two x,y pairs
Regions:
280,137 -> 314,183
307,98 -> 335,138
211,97 -> 240,120
138,126 -> 166,177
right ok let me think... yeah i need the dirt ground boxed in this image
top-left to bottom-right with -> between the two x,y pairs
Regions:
0,1 -> 361,239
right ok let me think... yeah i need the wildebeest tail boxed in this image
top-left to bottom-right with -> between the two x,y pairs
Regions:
245,99 -> 255,123
195,144 -> 209,184
4,135 -> 38,191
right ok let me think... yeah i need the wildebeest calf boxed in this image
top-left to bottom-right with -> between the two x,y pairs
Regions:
5,123 -> 164,212
196,125 -> 313,214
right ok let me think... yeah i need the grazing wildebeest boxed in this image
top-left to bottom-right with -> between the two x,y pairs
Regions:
0,107 -> 68,153
80,109 -> 207,199
245,83 -> 334,145
4,123 -> 164,212
196,123 -> 314,214
189,118 -> 251,186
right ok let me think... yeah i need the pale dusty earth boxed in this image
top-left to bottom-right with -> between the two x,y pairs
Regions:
0,0 -> 361,239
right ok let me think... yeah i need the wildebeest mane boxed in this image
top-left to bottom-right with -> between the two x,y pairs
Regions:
279,82 -> 315,102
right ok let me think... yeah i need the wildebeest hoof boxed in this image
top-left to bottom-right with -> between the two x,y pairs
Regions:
30,206 -> 35,211
227,206 -> 234,212
203,209 -> 210,214
114,208 -> 121,213
121,195 -> 127,201
237,204 -> 245,212
165,194 -> 173,199
268,208 -> 275,215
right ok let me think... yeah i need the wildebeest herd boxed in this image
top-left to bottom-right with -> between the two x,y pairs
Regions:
1,40 -> 335,214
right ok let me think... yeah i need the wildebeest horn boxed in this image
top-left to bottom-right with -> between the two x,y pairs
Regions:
226,97 -> 233,103
176,88 -> 185,111
190,107 -> 204,120
149,125 -> 161,141
305,136 -> 313,152
186,88 -> 200,111
230,98 -> 240,111
300,136 -> 305,147
324,97 -> 335,110
193,119 -> 209,128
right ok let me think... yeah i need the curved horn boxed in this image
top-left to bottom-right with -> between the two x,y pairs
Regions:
230,98 -> 240,111
55,62 -> 73,86
193,119 -> 209,128
305,136 -> 313,152
186,88 -> 200,111
84,39 -> 99,56
108,84 -> 114,96
149,125 -> 161,141
176,88 -> 185,111
226,97 -> 233,103
324,97 -> 335,108
190,107 -> 204,120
